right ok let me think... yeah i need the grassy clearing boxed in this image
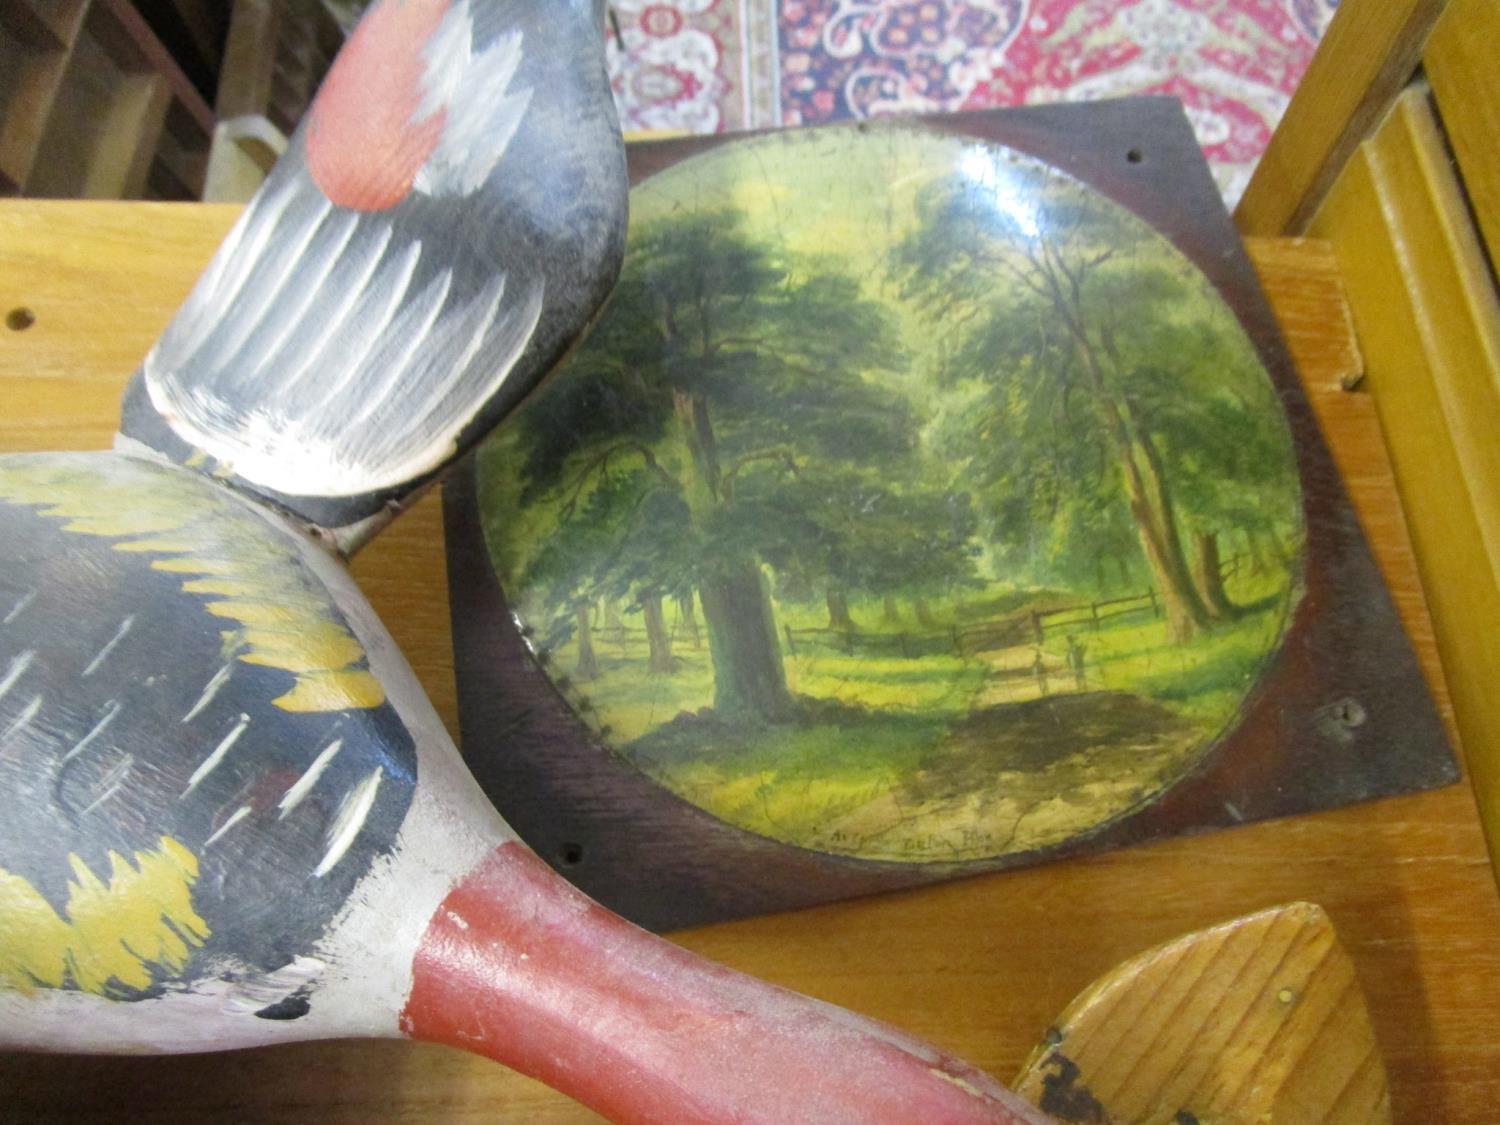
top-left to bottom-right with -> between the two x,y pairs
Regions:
1047,567 -> 1295,725
532,564 -> 1298,855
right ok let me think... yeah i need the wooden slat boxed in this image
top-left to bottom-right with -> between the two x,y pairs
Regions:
1235,0 -> 1447,236
0,0 -> 87,192
216,0 -> 282,120
25,6 -> 163,199
1310,88 -> 1500,865
149,99 -> 213,200
0,0 -> 87,48
93,0 -> 214,136
1425,0 -> 1500,270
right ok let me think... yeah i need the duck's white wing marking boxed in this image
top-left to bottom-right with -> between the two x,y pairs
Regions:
314,767 -> 383,877
144,172 -> 543,499
411,5 -> 532,199
140,13 -> 540,500
363,278 -> 543,468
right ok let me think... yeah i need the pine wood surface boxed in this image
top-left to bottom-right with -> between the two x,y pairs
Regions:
0,203 -> 1498,1121
1308,91 -> 1500,923
1013,902 -> 1391,1123
1233,0 -> 1447,236
1424,0 -> 1500,273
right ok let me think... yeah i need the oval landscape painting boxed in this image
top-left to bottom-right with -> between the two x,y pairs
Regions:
476,124 -> 1305,864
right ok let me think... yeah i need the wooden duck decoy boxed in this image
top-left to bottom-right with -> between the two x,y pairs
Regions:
0,2 -> 1046,1121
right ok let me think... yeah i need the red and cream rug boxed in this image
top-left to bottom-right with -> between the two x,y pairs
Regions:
604,0 -> 1338,202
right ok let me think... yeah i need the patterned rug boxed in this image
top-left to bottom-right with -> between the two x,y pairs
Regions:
605,0 -> 1338,203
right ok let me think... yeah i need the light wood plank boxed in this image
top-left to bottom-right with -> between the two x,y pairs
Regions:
1425,0 -> 1500,270
1235,0 -> 1446,236
0,204 -> 1498,1120
1014,903 -> 1390,1123
1310,88 -> 1500,874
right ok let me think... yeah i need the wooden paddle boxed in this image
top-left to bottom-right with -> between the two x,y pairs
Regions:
1015,902 -> 1390,1124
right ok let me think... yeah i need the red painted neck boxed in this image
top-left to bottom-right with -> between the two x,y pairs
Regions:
400,843 -> 1047,1124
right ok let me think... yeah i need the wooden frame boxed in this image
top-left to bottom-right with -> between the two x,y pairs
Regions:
0,0 -> 215,199
1234,0 -> 1449,236
1245,0 -> 1500,877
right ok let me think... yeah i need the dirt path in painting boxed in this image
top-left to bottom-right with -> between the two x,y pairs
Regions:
809,691 -> 1200,861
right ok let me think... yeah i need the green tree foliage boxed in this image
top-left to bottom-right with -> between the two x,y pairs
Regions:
892,167 -> 1300,639
492,208 -> 981,721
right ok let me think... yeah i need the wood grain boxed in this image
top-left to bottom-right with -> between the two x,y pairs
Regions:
1309,89 -> 1500,874
0,204 -> 1499,1121
1234,0 -> 1446,236
1014,903 -> 1389,1123
1425,0 -> 1500,270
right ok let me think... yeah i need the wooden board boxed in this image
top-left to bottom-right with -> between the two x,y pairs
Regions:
1310,88 -> 1500,871
1424,0 -> 1500,270
444,103 -> 1455,932
1234,0 -> 1446,236
0,203 -> 1499,1120
1013,903 -> 1390,1123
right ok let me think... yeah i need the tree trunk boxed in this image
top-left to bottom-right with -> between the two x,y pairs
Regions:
914,597 -> 937,629
641,591 -> 674,673
678,592 -> 700,649
1134,428 -> 1216,638
827,587 -> 855,632
574,602 -> 599,682
671,388 -> 794,723
1129,497 -> 1213,643
1060,301 -> 1212,643
603,598 -> 624,641
1193,530 -> 1238,620
882,593 -> 900,624
698,565 -> 796,723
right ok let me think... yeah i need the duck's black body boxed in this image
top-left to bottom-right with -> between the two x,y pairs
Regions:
0,454 -> 417,1003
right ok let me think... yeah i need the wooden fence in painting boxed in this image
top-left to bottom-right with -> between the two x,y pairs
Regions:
585,555 -> 1245,663
782,554 -> 1245,661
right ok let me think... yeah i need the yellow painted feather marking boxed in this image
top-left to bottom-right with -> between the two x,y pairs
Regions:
0,838 -> 208,997
0,457 -> 383,712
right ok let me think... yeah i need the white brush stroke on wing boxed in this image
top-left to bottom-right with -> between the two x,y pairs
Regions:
204,804 -> 253,848
82,616 -> 135,677
182,663 -> 233,723
412,7 -> 531,199
183,713 -> 250,796
3,590 -> 35,625
0,650 -> 33,703
315,767 -> 383,877
61,699 -> 121,765
79,754 -> 134,816
135,11 -> 539,500
277,738 -> 343,818
362,279 -> 544,470
1,694 -> 43,744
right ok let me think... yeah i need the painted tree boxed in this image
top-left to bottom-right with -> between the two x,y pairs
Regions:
754,466 -> 982,634
502,209 -> 916,722
893,167 -> 1297,640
